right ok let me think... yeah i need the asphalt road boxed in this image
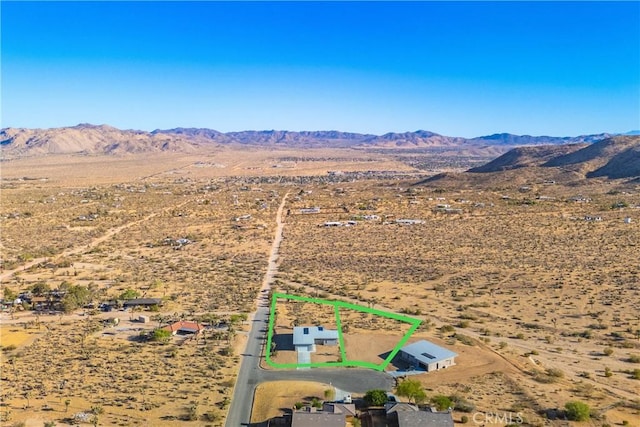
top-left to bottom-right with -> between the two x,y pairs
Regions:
225,194 -> 393,426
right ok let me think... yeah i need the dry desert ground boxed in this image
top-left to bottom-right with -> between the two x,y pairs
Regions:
1,148 -> 639,426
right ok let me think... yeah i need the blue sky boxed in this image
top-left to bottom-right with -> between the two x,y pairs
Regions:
2,1 -> 639,137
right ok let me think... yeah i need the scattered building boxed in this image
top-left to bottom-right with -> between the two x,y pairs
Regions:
322,402 -> 356,422
300,207 -> 321,214
397,340 -> 457,372
624,217 -> 632,224
291,407 -> 345,427
123,298 -> 162,309
584,216 -> 603,222
395,219 -> 425,225
293,326 -> 339,352
392,410 -> 454,427
163,320 -> 205,336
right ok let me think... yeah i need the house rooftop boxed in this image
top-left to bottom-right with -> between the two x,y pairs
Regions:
396,411 -> 454,427
163,320 -> 205,334
400,340 -> 458,365
293,326 -> 339,346
322,402 -> 356,417
291,411 -> 345,427
123,298 -> 162,306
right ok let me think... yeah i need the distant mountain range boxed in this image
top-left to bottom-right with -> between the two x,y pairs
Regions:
468,135 -> 640,179
0,123 -> 634,157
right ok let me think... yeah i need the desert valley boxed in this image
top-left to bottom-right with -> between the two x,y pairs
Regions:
0,125 -> 639,427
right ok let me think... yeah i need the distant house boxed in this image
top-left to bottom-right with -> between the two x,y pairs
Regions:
323,222 -> 343,227
293,326 -> 339,352
163,320 -> 205,336
291,407 -> 345,427
395,219 -> 425,225
123,298 -> 162,309
397,340 -> 457,372
300,207 -> 321,214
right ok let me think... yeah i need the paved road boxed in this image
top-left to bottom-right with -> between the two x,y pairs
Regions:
225,193 -> 288,427
225,194 -> 394,426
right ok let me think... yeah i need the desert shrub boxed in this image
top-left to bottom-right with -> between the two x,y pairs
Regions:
565,401 -> 590,421
534,368 -> 564,383
628,354 -> 640,363
461,415 -> 469,423
450,395 -> 475,412
454,334 -> 474,346
603,347 -> 614,356
431,395 -> 452,411
151,328 -> 171,343
632,369 -> 640,380
439,325 -> 455,333
604,367 -> 613,377
202,410 -> 220,422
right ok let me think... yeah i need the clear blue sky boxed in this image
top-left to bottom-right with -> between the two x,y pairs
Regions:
2,1 -> 639,137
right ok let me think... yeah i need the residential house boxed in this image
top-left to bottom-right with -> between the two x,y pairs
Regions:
123,298 -> 162,309
395,219 -> 425,225
397,340 -> 457,372
291,407 -> 345,427
393,411 -> 454,427
322,402 -> 356,423
293,326 -> 339,352
163,320 -> 205,336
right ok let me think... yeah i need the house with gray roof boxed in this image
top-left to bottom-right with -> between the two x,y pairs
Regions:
394,411 -> 454,427
397,340 -> 457,372
291,407 -> 345,427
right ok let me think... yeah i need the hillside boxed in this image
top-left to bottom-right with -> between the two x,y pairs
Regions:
0,124 -> 202,157
468,144 -> 587,172
0,123 -> 627,158
468,135 -> 640,179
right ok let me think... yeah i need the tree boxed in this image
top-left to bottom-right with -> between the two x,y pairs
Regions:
151,328 -> 171,343
364,389 -> 387,406
30,281 -> 50,296
119,288 -> 139,301
2,287 -> 17,302
565,401 -> 591,421
431,395 -> 453,411
62,285 -> 91,313
396,379 -> 426,404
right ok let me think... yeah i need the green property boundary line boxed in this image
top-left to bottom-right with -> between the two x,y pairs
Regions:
265,292 -> 421,371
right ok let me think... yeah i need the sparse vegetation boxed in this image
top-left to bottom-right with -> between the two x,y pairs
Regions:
565,401 -> 591,421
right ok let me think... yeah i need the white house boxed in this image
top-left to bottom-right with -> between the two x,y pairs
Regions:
398,340 -> 457,372
293,326 -> 339,352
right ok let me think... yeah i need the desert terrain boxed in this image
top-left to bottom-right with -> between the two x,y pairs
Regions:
1,144 -> 639,426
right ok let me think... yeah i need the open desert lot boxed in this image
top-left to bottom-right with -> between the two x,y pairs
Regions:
1,148 -> 639,426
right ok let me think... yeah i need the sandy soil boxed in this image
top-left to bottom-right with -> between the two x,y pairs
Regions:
251,381 -> 330,424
